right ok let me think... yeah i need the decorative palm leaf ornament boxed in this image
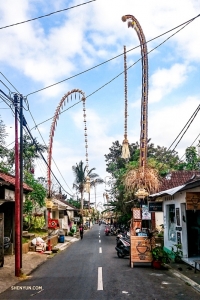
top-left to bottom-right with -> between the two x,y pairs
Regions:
122,15 -> 160,196
47,89 -> 89,197
121,45 -> 130,160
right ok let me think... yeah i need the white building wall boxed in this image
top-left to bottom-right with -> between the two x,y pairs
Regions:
163,186 -> 200,258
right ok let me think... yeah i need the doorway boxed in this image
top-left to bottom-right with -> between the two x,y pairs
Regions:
186,210 -> 200,257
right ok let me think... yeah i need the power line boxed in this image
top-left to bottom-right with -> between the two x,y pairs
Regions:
0,0 -> 97,30
0,91 -> 73,196
168,104 -> 200,151
28,15 -> 196,130
171,105 -> 200,152
27,109 -> 74,194
25,13 -> 200,97
179,132 -> 200,161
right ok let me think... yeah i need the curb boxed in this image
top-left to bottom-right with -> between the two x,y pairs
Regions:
168,268 -> 200,294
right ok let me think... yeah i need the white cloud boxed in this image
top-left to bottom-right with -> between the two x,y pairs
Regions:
149,63 -> 190,103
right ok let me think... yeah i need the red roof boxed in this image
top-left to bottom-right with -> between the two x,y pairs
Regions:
159,171 -> 200,192
0,171 -> 32,191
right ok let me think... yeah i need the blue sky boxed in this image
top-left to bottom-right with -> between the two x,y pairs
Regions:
0,0 -> 200,206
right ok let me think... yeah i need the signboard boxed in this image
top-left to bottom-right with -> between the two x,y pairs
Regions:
48,219 -> 59,229
177,232 -> 181,244
186,192 -> 200,210
74,217 -> 80,222
148,201 -> 163,212
142,205 -> 151,220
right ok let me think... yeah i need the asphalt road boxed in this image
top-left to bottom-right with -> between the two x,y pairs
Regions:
0,224 -> 199,300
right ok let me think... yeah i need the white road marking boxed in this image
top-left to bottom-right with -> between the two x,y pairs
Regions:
97,267 -> 103,290
99,247 -> 102,253
99,235 -> 100,238
99,240 -> 101,243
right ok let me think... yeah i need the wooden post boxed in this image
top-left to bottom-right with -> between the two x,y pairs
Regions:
0,213 -> 4,267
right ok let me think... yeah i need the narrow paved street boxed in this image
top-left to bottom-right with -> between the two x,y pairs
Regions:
0,225 -> 199,300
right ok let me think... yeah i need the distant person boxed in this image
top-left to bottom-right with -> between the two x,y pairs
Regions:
79,224 -> 84,240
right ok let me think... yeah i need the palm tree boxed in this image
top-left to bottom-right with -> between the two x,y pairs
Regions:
72,160 -> 103,209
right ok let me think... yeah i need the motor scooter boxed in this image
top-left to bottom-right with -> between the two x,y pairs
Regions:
115,236 -> 130,258
104,226 -> 110,236
4,237 -> 11,250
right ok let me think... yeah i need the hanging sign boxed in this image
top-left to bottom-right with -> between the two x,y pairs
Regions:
48,219 -> 59,229
142,205 -> 151,220
148,201 -> 163,212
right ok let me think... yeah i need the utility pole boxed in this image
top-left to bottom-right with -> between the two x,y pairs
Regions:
19,95 -> 24,269
14,94 -> 21,277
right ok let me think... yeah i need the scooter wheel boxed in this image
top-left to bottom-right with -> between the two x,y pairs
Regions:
117,251 -> 125,258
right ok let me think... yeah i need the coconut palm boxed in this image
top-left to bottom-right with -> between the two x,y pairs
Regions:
72,160 -> 103,209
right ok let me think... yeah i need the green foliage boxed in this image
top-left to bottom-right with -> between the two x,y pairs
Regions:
68,231 -> 74,236
171,244 -> 183,262
24,172 -> 46,208
152,246 -> 171,264
7,134 -> 47,173
67,198 -> 81,209
23,215 -> 45,230
184,146 -> 200,170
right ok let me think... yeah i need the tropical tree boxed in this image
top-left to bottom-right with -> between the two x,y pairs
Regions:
7,133 -> 47,173
0,116 -> 12,173
72,160 -> 103,209
105,140 -> 181,179
183,146 -> 200,170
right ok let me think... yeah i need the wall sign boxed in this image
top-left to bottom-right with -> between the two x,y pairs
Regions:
186,192 -> 200,210
142,205 -> 151,220
177,231 -> 181,244
176,208 -> 180,226
148,201 -> 163,212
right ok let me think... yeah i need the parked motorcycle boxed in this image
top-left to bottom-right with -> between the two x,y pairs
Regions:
4,237 -> 11,250
115,236 -> 130,258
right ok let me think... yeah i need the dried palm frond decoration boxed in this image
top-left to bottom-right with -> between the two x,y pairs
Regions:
121,45 -> 130,160
124,165 -> 160,195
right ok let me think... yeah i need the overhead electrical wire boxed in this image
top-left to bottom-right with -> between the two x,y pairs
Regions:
155,104 -> 200,170
171,105 -> 200,152
167,104 -> 200,152
23,122 -> 73,197
0,0 -> 97,30
1,13 -> 199,190
27,108 -> 74,194
25,13 -> 200,97
0,91 -> 73,196
179,132 -> 200,161
29,16 -> 196,131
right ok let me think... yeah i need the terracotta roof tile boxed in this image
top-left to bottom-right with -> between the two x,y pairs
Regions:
159,171 -> 200,192
0,171 -> 32,191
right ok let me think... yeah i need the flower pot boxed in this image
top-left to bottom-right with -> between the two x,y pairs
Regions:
152,260 -> 162,269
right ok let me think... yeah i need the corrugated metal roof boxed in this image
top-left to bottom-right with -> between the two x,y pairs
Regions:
0,171 -> 32,191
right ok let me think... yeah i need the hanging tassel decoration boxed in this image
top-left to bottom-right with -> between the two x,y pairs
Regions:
122,138 -> 130,159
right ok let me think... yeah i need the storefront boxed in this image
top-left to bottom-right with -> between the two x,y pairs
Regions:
149,177 -> 200,269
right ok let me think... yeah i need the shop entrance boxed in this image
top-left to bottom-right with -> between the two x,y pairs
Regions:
186,210 -> 200,257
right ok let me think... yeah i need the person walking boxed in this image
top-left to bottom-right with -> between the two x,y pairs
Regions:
79,223 -> 84,240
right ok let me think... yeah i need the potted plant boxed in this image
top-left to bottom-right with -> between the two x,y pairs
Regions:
171,244 -> 183,263
151,246 -> 171,269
